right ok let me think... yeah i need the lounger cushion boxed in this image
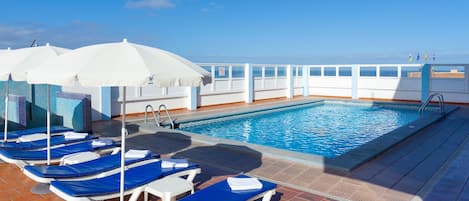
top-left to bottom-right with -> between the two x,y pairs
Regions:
6,126 -> 73,139
0,135 -> 95,150
179,175 -> 277,201
50,160 -> 199,197
0,140 -> 115,160
24,152 -> 157,179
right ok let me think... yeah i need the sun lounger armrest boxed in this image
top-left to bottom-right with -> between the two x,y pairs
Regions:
111,147 -> 121,155
60,151 -> 100,165
250,189 -> 276,201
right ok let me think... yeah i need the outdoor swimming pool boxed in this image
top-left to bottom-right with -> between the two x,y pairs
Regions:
179,101 -> 434,158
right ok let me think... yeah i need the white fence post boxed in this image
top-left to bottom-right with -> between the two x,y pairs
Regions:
244,63 -> 253,103
302,65 -> 309,96
186,87 -> 198,110
421,64 -> 431,102
376,65 -> 381,78
286,64 -> 294,98
210,65 -> 215,92
352,65 -> 359,99
228,65 -> 233,90
274,65 -> 278,88
397,65 -> 402,78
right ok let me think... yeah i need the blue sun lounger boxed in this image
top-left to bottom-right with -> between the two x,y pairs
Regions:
179,175 -> 277,201
5,126 -> 73,141
23,151 -> 159,183
0,139 -> 118,166
49,159 -> 201,201
0,134 -> 96,150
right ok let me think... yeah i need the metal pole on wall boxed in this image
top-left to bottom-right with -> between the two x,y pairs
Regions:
46,85 -> 51,165
3,80 -> 9,141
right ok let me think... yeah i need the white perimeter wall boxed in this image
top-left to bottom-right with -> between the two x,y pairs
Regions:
62,63 -> 469,120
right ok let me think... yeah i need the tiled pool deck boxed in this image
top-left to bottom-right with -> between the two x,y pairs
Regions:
1,97 -> 468,200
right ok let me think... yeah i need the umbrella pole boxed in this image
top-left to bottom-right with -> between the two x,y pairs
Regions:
3,80 -> 9,141
120,86 -> 126,201
46,85 -> 51,165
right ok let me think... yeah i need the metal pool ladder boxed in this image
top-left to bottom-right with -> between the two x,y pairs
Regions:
418,93 -> 445,115
144,104 -> 175,129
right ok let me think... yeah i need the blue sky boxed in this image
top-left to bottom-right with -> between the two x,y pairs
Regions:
0,0 -> 468,64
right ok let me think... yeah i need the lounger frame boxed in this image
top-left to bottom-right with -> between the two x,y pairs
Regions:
247,188 -> 276,201
0,135 -> 96,151
4,127 -> 73,142
0,146 -> 120,168
24,157 -> 158,184
49,166 -> 202,201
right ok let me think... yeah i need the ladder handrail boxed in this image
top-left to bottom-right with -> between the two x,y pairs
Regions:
157,104 -> 175,129
418,93 -> 445,115
144,105 -> 160,126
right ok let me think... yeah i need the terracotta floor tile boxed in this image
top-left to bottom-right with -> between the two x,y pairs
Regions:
349,189 -> 385,201
285,196 -> 310,201
275,164 -> 310,183
308,181 -> 335,193
327,181 -> 359,199
275,186 -> 302,200
289,168 -> 322,187
296,192 -> 335,201
380,189 -> 415,201
253,165 -> 287,178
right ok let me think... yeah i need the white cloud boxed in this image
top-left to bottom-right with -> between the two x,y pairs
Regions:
0,22 -> 115,49
0,25 -> 46,48
200,2 -> 222,13
126,0 -> 174,9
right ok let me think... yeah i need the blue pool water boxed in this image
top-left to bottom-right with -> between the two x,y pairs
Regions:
180,102 -> 423,158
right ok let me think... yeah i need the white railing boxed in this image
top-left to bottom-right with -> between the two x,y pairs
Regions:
61,63 -> 468,118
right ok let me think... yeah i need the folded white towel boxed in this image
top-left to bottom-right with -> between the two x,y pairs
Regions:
63,132 -> 88,140
17,133 -> 47,142
227,177 -> 263,191
125,149 -> 150,159
91,139 -> 112,147
161,159 -> 189,168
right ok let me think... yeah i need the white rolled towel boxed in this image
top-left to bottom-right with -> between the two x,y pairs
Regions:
161,159 -> 189,168
63,132 -> 88,140
18,133 -> 47,142
91,139 -> 112,147
227,177 -> 263,191
125,149 -> 150,159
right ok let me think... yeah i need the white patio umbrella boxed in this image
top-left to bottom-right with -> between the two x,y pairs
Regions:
27,39 -> 210,201
0,44 -> 69,149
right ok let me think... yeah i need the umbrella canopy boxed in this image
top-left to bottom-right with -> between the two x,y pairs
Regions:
28,39 -> 211,87
0,44 -> 69,81
27,39 -> 210,201
1,45 -> 69,144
